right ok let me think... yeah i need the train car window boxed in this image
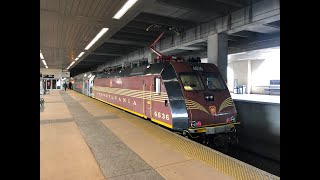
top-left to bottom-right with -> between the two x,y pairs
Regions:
179,73 -> 205,91
202,73 -> 227,90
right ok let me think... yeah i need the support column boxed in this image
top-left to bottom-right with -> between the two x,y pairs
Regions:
147,52 -> 157,64
247,60 -> 252,94
207,33 -> 228,81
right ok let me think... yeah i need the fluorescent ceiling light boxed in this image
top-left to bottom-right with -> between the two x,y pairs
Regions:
84,74 -> 87,77
70,61 -> 75,66
85,28 -> 109,50
88,74 -> 92,78
75,57 -> 79,61
40,52 -> 44,59
45,65 -> 48,69
113,0 -> 138,19
42,60 -> 47,66
77,52 -> 85,58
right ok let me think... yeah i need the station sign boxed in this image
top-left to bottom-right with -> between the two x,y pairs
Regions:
43,74 -> 54,78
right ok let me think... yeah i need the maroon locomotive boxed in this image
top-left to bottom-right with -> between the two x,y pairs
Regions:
92,61 -> 239,147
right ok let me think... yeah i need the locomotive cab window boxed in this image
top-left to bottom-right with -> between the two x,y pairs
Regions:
179,73 -> 204,91
202,73 -> 227,90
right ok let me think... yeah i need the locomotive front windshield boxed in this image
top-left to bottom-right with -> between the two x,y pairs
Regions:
202,73 -> 227,90
180,73 -> 205,91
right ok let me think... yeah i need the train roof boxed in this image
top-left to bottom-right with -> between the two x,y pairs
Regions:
95,63 -> 167,79
94,61 -> 216,79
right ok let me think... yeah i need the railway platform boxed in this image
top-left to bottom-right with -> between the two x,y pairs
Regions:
40,90 -> 279,180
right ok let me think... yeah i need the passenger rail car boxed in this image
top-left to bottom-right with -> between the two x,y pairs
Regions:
92,62 -> 239,146
73,77 -> 83,94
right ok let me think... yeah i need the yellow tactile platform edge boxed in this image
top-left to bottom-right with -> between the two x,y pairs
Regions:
69,91 -> 280,180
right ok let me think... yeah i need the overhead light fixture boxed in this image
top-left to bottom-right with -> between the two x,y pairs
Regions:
42,60 -> 47,66
75,57 -> 79,61
88,74 -> 92,78
85,28 -> 109,50
40,52 -> 44,59
84,73 -> 87,77
113,0 -> 138,19
70,61 -> 75,66
45,65 -> 48,69
77,52 -> 85,58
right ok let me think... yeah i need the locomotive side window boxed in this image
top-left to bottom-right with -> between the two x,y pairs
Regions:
202,73 -> 227,90
154,77 -> 161,94
179,73 -> 204,91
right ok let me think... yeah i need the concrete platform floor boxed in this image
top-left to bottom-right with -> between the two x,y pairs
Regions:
40,90 -> 278,180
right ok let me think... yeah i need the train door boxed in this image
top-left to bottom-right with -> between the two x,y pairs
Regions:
143,76 -> 153,118
89,76 -> 94,97
85,80 -> 89,96
46,79 -> 51,89
83,80 -> 89,96
51,79 -> 57,90
143,75 -> 161,119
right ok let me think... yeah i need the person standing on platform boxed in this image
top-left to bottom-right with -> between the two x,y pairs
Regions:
68,81 -> 72,90
63,82 -> 67,91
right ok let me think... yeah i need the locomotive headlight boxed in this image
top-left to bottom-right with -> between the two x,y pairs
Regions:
204,95 -> 214,101
191,121 -> 197,128
191,121 -> 202,128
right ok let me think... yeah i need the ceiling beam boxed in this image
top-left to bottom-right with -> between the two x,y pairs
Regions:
228,33 -> 280,48
90,52 -> 123,56
216,0 -> 246,8
227,34 -> 247,41
133,13 -> 196,29
112,35 -> 155,42
229,30 -> 257,37
245,24 -> 280,34
228,37 -> 280,54
264,20 -> 280,29
81,59 -> 109,62
105,38 -> 148,46
176,46 -> 204,51
157,0 -> 232,14
114,31 -> 158,40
